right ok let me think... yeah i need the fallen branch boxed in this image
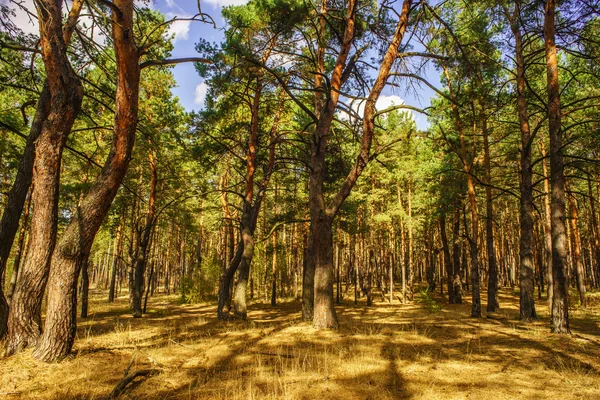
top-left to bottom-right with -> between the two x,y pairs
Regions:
109,369 -> 159,399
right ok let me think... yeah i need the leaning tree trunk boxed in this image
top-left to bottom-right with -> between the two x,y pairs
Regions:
217,243 -> 243,320
5,0 -> 84,355
310,0 -> 412,328
33,0 -> 141,362
0,0 -> 83,340
232,226 -> 254,318
544,0 -> 569,334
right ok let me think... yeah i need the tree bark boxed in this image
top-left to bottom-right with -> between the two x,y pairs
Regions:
544,0 -> 570,334
504,5 -> 537,320
80,262 -> 89,318
482,104 -> 498,312
440,213 -> 455,303
311,0 -> 412,328
33,0 -> 141,361
5,0 -> 84,354
0,0 -> 83,341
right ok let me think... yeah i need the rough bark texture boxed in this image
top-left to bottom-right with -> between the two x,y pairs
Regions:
311,0 -> 412,329
80,262 -> 89,318
217,243 -> 243,319
33,0 -> 141,361
302,231 -> 315,320
506,6 -> 537,320
544,0 -> 570,334
0,0 -> 83,341
5,0 -> 84,355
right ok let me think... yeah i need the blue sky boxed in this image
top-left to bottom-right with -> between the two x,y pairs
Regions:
4,0 -> 436,130
152,0 -> 437,131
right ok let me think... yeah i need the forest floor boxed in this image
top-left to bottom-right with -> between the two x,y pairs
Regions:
1,287 -> 600,400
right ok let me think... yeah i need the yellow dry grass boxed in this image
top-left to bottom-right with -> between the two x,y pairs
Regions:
1,288 -> 600,399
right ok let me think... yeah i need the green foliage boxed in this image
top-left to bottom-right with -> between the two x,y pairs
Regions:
416,289 -> 442,313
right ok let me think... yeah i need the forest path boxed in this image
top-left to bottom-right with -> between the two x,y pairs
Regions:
1,288 -> 599,399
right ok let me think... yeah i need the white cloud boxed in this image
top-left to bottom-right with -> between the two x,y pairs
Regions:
165,0 -> 177,7
194,82 -> 208,107
375,95 -> 404,111
203,0 -> 249,8
163,11 -> 192,43
339,94 -> 415,121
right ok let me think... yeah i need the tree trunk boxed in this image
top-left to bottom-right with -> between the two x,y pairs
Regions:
482,105 -> 498,312
566,180 -> 587,308
505,6 -> 537,320
6,189 -> 32,305
444,66 -> 480,317
108,224 -> 123,303
302,227 -> 315,320
312,214 -> 337,328
80,262 -> 89,318
33,0 -> 141,362
544,0 -> 570,334
5,0 -> 84,355
132,145 -> 158,318
440,213 -> 455,303
0,1 -> 83,340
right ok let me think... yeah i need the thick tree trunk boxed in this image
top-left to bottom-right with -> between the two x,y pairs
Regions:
217,242 -> 243,319
544,0 -> 570,334
312,215 -> 337,329
33,0 -> 141,362
5,0 -> 84,355
505,7 -> 537,320
0,1 -> 83,340
233,226 -> 254,318
302,228 -> 315,320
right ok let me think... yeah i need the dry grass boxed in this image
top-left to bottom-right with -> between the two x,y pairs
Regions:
1,287 -> 600,399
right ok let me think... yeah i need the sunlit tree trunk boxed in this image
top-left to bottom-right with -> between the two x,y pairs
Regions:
5,0 -> 84,354
0,1 -> 83,340
33,0 -> 141,361
544,0 -> 569,334
504,5 -> 537,320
